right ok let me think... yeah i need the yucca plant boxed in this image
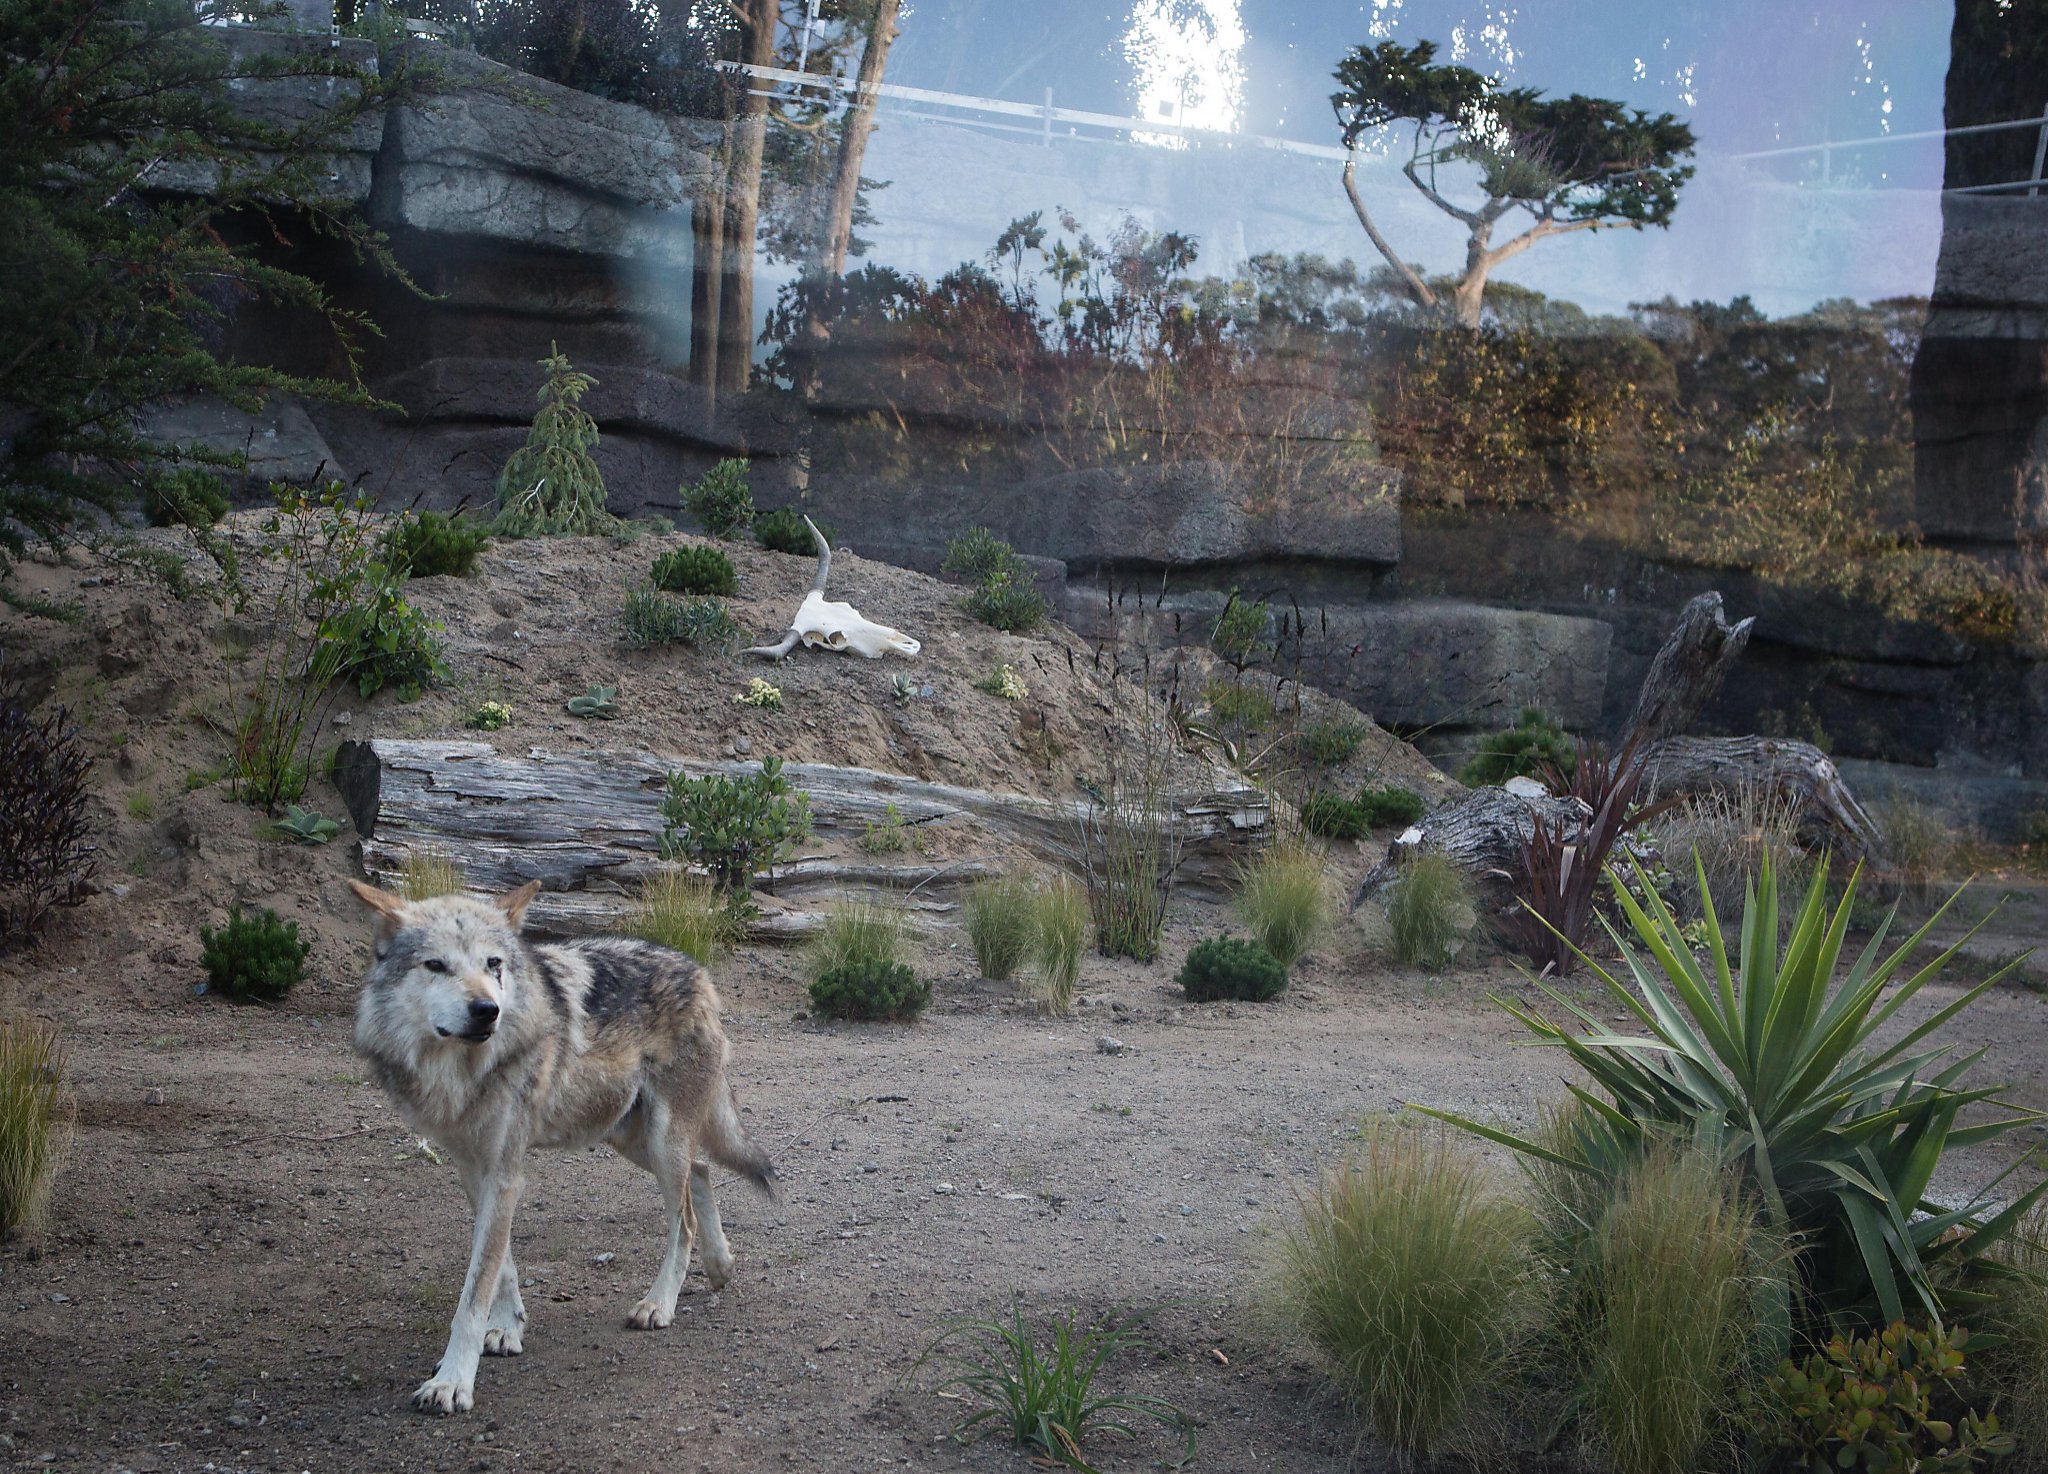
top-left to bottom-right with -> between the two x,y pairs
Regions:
1431,848 -> 2045,1336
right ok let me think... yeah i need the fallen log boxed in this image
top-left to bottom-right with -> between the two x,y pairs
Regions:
1642,734 -> 1886,861
334,739 -> 1268,937
1351,785 -> 1592,911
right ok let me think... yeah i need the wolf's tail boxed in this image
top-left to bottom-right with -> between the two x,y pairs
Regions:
706,1083 -> 779,1198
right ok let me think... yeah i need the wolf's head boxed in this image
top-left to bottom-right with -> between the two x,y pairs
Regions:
347,879 -> 542,1051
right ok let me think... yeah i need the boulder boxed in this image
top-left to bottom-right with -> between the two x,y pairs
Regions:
136,396 -> 347,501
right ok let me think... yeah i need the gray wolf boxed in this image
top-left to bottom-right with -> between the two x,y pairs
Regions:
346,878 -> 777,1415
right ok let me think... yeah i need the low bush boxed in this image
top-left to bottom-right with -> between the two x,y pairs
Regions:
976,663 -> 1028,701
754,506 -> 834,556
941,526 -> 1015,584
400,851 -> 465,901
651,544 -> 738,597
466,699 -> 513,731
1459,707 -> 1575,787
1029,876 -> 1088,1015
622,589 -> 742,652
1275,1122 -> 1538,1462
0,660 -> 96,946
1384,852 -> 1468,971
143,468 -> 229,528
809,959 -> 929,1022
1177,934 -> 1288,1002
732,677 -> 783,711
327,571 -> 447,700
383,510 -> 488,578
964,570 -> 1046,634
964,876 -> 1035,982
1301,793 -> 1369,841
660,756 -> 813,893
0,1016 -> 66,1242
628,870 -> 738,962
1299,715 -> 1368,768
1761,1322 -> 2010,1472
1357,785 -> 1425,829
199,905 -> 310,1002
1204,679 -> 1274,731
682,459 -> 754,539
918,1302 -> 1194,1471
1235,841 -> 1328,968
1210,590 -> 1269,672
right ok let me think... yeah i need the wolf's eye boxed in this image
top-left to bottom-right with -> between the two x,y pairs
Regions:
486,956 -> 503,974
422,959 -> 448,974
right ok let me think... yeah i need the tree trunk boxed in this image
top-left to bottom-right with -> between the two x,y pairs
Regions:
1623,592 -> 1756,750
816,0 -> 900,279
335,739 -> 1270,938
1342,155 -> 1435,311
688,177 -> 725,393
715,0 -> 778,397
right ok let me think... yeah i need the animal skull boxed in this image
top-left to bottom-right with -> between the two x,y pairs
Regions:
743,516 -> 920,661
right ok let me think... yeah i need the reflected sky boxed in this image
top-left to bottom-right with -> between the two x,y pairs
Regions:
857,2 -> 1962,316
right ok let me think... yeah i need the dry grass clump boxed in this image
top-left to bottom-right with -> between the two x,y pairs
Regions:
0,1017 -> 68,1243
1968,1202 -> 2048,1471
628,869 -> 738,961
1384,851 -> 1468,971
1028,876 -> 1089,1015
1653,782 -> 1806,921
806,898 -> 907,980
1234,840 -> 1329,969
964,876 -> 1035,981
399,850 -> 465,902
1871,789 -> 1957,907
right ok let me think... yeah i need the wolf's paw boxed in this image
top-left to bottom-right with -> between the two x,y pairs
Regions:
482,1325 -> 524,1356
626,1297 -> 674,1330
412,1376 -> 474,1415
703,1253 -> 734,1291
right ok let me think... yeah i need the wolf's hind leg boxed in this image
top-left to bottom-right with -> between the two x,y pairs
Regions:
482,1255 -> 526,1356
690,1161 -> 734,1290
627,1135 -> 696,1330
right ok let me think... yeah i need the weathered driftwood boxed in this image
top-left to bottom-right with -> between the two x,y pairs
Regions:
1623,591 -> 1755,749
1642,734 -> 1886,861
1352,787 -> 1593,910
335,739 -> 1267,937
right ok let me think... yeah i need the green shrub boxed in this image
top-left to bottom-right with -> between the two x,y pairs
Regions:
1459,706 -> 1575,787
660,756 -> 813,893
1204,679 -> 1274,731
0,1016 -> 66,1241
466,699 -> 513,731
651,544 -> 738,596
682,459 -> 755,539
1384,851 -> 1468,971
1301,793 -> 1369,841
327,571 -> 447,700
1234,840 -> 1328,969
1762,1322 -> 2010,1472
810,960 -> 929,1022
1430,850 -> 2048,1334
1177,934 -> 1288,1002
142,468 -> 229,528
1357,785 -> 1426,829
1029,876 -> 1088,1015
0,658 -> 96,944
199,905 -> 309,1002
622,589 -> 742,652
1299,715 -> 1368,767
941,526 -> 1015,584
964,570 -> 1046,634
917,1302 -> 1194,1471
383,510 -> 488,577
755,506 -> 834,556
857,802 -> 916,854
494,343 -> 623,538
1210,590 -> 1269,671
1275,1122 -> 1538,1462
964,876 -> 1035,982
1585,1151 -> 1777,1474
628,870 -> 740,962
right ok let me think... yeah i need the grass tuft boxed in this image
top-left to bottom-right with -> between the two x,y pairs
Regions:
399,850 -> 465,902
627,869 -> 738,961
806,899 -> 906,981
1029,876 -> 1089,1016
1234,840 -> 1329,969
964,875 -> 1035,982
1384,851 -> 1468,971
0,1017 -> 67,1242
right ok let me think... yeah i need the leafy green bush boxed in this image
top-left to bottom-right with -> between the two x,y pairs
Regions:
199,905 -> 309,1002
494,344 -> 623,538
1432,850 -> 2047,1334
1235,840 -> 1328,968
1204,679 -> 1274,731
383,510 -> 488,577
0,658 -> 95,945
1385,852 -> 1468,971
628,870 -> 739,962
809,960 -> 929,1022
682,459 -> 755,539
1357,785 -> 1425,828
1030,876 -> 1088,1015
1762,1322 -> 2010,1473
964,570 -> 1046,634
1276,1122 -> 1538,1462
142,468 -> 229,528
1210,590 -> 1269,672
622,589 -> 742,651
659,756 -> 813,893
917,1302 -> 1194,1471
964,876 -> 1035,981
1299,715 -> 1368,767
1459,707 -> 1575,787
1177,935 -> 1288,1002
755,506 -> 834,555
651,544 -> 738,596
328,571 -> 447,700
941,526 -> 1015,584
0,1016 -> 65,1242
1301,793 -> 1370,841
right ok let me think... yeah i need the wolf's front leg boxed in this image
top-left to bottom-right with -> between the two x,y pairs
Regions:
482,1254 -> 527,1356
416,1162 -> 524,1414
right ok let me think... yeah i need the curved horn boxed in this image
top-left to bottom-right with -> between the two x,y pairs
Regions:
804,515 -> 832,595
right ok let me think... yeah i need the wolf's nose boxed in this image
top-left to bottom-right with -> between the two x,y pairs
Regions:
468,999 -> 501,1025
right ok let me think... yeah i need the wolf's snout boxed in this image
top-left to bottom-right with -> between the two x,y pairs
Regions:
467,999 -> 501,1026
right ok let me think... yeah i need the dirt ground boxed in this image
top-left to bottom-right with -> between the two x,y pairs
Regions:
3,526 -> 2047,1474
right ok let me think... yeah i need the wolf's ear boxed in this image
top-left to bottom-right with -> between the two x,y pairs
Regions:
348,879 -> 409,941
496,879 -> 542,930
